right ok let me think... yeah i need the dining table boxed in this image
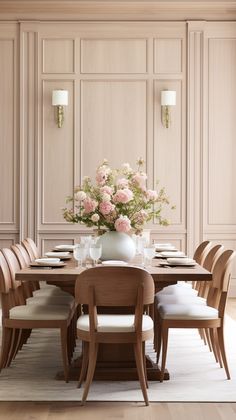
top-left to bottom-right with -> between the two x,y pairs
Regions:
15,256 -> 212,381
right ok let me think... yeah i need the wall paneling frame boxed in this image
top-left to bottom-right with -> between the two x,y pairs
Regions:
0,3 -> 236,294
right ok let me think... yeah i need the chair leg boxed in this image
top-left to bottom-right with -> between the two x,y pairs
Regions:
213,328 -> 223,368
217,326 -> 230,379
209,328 -> 219,364
60,326 -> 70,383
133,342 -> 149,406
142,342 -> 148,389
160,326 -> 169,382
0,327 -> 13,370
78,341 -> 89,388
6,328 -> 20,367
204,328 -> 213,352
81,341 -> 98,405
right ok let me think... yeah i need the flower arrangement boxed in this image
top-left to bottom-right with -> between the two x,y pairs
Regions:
63,158 -> 174,235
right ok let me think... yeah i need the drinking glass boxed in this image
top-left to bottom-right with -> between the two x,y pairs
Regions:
143,244 -> 156,267
89,244 -> 102,266
73,244 -> 87,268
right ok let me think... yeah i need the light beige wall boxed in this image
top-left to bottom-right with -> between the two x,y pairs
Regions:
0,19 -> 236,294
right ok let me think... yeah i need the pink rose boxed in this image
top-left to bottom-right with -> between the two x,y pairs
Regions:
83,198 -> 98,214
132,172 -> 147,187
113,188 -> 133,204
99,201 -> 115,215
115,215 -> 132,233
100,186 -> 113,195
146,189 -> 158,201
116,178 -> 129,188
91,213 -> 100,222
96,166 -> 111,185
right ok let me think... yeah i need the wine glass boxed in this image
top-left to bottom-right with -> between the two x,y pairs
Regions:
89,244 -> 102,266
143,244 -> 156,267
73,244 -> 87,268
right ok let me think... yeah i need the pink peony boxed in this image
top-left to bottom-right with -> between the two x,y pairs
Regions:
132,172 -> 147,187
146,189 -> 158,201
99,201 -> 115,215
114,215 -> 131,233
116,178 -> 129,188
76,191 -> 86,201
96,165 -> 111,185
113,188 -> 133,204
91,213 -> 100,222
100,185 -> 113,195
83,198 -> 98,214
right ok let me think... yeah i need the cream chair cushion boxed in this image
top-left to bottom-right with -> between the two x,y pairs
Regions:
158,303 -> 218,320
156,286 -> 198,297
156,294 -> 206,306
26,295 -> 75,308
77,314 -> 153,333
9,305 -> 70,320
33,288 -> 70,297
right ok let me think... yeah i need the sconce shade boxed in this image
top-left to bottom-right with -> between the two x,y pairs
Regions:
161,90 -> 176,106
52,90 -> 68,106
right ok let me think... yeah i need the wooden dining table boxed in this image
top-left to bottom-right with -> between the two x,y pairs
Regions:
16,257 -> 212,381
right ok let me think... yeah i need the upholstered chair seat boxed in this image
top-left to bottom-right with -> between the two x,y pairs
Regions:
9,304 -> 71,320
158,303 -> 219,320
77,314 -> 153,333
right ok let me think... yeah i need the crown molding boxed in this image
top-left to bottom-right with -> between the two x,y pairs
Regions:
0,1 -> 236,21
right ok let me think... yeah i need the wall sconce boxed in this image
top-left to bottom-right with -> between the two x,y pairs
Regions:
52,90 -> 68,128
161,90 -> 176,128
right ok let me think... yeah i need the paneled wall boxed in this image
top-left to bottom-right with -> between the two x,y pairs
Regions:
0,20 -> 236,294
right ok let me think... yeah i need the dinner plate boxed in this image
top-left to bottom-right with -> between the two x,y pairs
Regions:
102,260 -> 129,266
166,257 -> 196,266
155,246 -> 178,252
30,261 -> 66,268
54,244 -> 76,252
159,261 -> 196,267
45,252 -> 71,260
160,251 -> 186,258
35,258 -> 62,267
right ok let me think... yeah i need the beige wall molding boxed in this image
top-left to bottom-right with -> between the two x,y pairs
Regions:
1,1 -> 236,21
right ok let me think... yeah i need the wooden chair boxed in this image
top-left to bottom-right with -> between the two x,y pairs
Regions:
156,249 -> 235,381
75,266 -> 154,406
154,244 -> 224,357
157,240 -> 212,296
0,249 -> 76,381
21,239 -> 35,261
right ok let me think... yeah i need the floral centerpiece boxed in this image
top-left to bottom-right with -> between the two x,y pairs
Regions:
63,158 -> 173,235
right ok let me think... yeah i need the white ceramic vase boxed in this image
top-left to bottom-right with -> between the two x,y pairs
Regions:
97,231 -> 136,262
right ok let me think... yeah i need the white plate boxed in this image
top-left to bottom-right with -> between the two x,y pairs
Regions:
159,261 -> 196,267
102,260 -> 129,266
167,258 -> 196,266
35,258 -> 61,266
54,244 -> 76,252
155,246 -> 178,252
154,243 -> 173,248
45,252 -> 71,260
160,251 -> 186,258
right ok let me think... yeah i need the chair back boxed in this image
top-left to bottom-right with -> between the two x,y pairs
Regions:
193,240 -> 212,265
203,244 -> 224,272
207,250 -> 236,316
14,243 -> 31,265
0,251 -> 12,294
75,266 -> 154,308
11,245 -> 28,268
26,238 -> 40,259
0,250 -> 23,317
22,239 -> 35,261
1,248 -> 22,290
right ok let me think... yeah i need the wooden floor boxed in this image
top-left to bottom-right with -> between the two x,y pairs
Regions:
0,298 -> 235,420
